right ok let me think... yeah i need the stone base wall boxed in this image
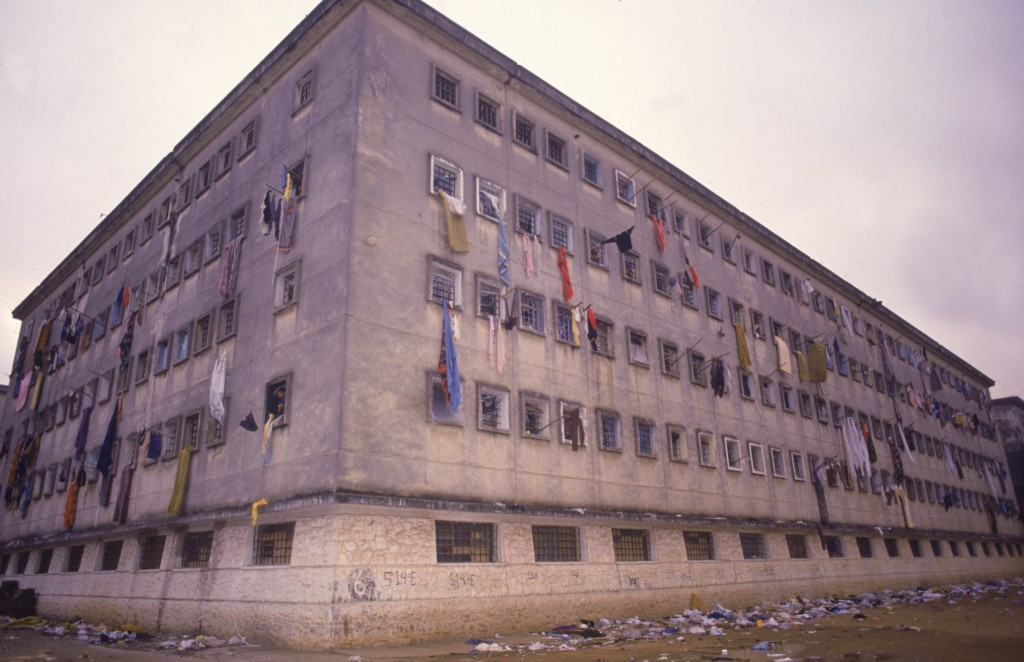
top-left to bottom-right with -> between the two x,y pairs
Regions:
6,502 -> 1024,650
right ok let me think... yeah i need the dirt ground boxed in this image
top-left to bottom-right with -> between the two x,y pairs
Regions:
3,581 -> 1023,662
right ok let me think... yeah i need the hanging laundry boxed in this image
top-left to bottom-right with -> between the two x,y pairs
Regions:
710,359 -> 727,398
14,371 -> 32,412
74,406 -> 94,458
859,418 -> 877,464
795,351 -> 809,383
774,335 -> 791,375
218,236 -> 243,297
601,226 -> 634,254
209,354 -> 226,425
651,215 -> 667,252
896,425 -> 915,462
521,232 -> 536,276
668,274 -> 684,297
63,478 -> 80,531
812,464 -> 830,525
239,411 -> 259,432
261,414 -> 275,466
807,342 -> 827,383
487,315 -> 496,364
885,432 -> 905,485
278,199 -> 297,252
96,394 -> 122,479
145,429 -> 163,461
437,301 -> 462,413
799,278 -> 814,305
570,306 -> 581,347
112,465 -> 133,525
251,498 -> 269,526
832,337 -> 848,374
496,315 -> 506,373
118,311 -> 136,374
735,324 -> 752,372
167,444 -> 193,516
557,246 -> 574,302
565,408 -> 585,451
260,189 -> 276,235
841,417 -> 871,478
587,308 -> 599,352
840,305 -> 853,332
482,192 -> 511,287
437,191 -> 469,253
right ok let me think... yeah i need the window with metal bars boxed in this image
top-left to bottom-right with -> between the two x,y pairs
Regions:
476,93 -> 498,130
683,531 -> 714,560
739,533 -> 767,560
550,216 -> 572,250
101,540 -> 123,571
432,68 -> 459,108
598,411 -> 620,450
517,201 -> 539,235
521,395 -> 548,438
532,526 -> 580,562
253,522 -> 295,566
555,304 -> 574,345
435,521 -> 496,563
181,531 -> 214,569
139,535 -> 166,570
653,262 -> 671,295
786,534 -> 808,559
635,420 -> 654,457
513,113 -> 535,149
64,545 -> 84,572
477,385 -> 509,432
519,292 -> 544,333
430,263 -> 458,305
612,529 -> 651,562
622,251 -> 641,283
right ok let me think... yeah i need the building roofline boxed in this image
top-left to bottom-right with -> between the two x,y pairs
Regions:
993,396 -> 1024,410
12,0 -> 994,387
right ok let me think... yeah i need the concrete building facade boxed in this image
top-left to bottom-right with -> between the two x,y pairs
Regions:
993,396 -> 1024,522
1,0 -> 1021,650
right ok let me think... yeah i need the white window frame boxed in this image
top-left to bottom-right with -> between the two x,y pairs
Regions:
667,424 -> 688,463
475,177 -> 505,221
635,419 -> 656,458
428,257 -> 463,307
724,436 -> 743,471
791,451 -> 807,481
697,431 -> 716,468
558,401 -> 586,447
549,212 -> 574,252
770,446 -> 786,478
521,393 -> 550,439
597,409 -> 621,451
429,154 -> 463,201
477,384 -> 510,433
748,442 -> 767,475
581,151 -> 602,188
627,328 -> 649,366
614,169 -> 636,207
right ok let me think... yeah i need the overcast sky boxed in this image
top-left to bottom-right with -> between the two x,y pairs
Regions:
1,0 -> 1022,399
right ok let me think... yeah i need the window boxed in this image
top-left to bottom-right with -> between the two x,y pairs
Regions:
689,351 -> 707,386
513,112 -> 535,150
554,303 -> 575,345
761,258 -> 776,286
193,312 -> 212,355
815,396 -> 830,424
627,329 -> 648,366
107,243 -> 119,272
649,261 -> 671,296
855,537 -> 873,559
436,522 -> 496,563
431,65 -> 459,109
738,370 -> 754,399
695,220 -> 712,251
966,541 -> 976,557
518,291 -> 544,334
154,337 -> 170,374
949,541 -> 960,557
660,340 -> 680,377
216,297 -> 240,342
206,398 -> 227,447
884,538 -> 900,558
739,533 -> 767,560
64,545 -> 85,573
229,205 -> 247,240
673,210 -> 688,235
253,522 -> 295,566
275,261 -> 300,311
184,240 -> 202,276
770,448 -> 786,479
823,535 -> 843,558
93,308 -> 107,341
635,419 -> 655,457
706,288 -> 722,319
545,131 -> 568,169
741,248 -> 756,275
182,411 -> 202,450
100,540 -> 123,571
516,197 -> 540,236
909,539 -> 922,557
92,256 -> 105,284
750,309 -> 766,339
475,178 -> 505,221
721,233 -> 736,262
777,535 -> 806,561
791,451 -> 806,481
205,223 -> 223,263
195,160 -> 213,197
749,443 -> 766,475
780,270 -> 795,297
812,291 -> 825,314
146,268 -> 163,303
429,155 -> 462,200
549,214 -> 573,252
724,436 -> 743,471
697,431 -> 716,467
0,553 -> 10,575
240,119 -> 258,158
173,324 -> 191,365
598,410 -> 621,451
592,318 -> 613,356
35,549 -> 53,574
760,376 -> 776,406
930,540 -> 942,557
162,418 -> 179,459
265,376 -> 289,425
532,526 -> 580,562
477,384 -> 510,433
141,212 -> 155,244
215,141 -> 233,179
429,373 -> 465,426
620,251 -> 641,283
582,152 -> 602,187
586,230 -> 608,268
15,551 -> 30,574
780,384 -> 795,412
122,228 -> 136,258
559,401 -> 586,447
182,531 -> 214,569
615,170 -> 636,206
667,425 -> 687,462
521,394 -> 550,439
475,93 -> 500,131
613,529 -> 651,562
138,535 -> 166,570
728,299 -> 744,326
294,70 -> 314,111
683,531 -> 714,561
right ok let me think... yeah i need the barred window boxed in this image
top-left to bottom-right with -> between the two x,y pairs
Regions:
697,431 -> 716,467
521,394 -> 549,438
432,67 -> 459,108
661,340 -> 680,377
182,531 -> 214,569
770,447 -> 786,477
478,385 -> 510,432
435,521 -> 496,563
550,215 -> 573,251
101,540 -> 123,571
599,411 -> 620,450
519,291 -> 544,333
612,529 -> 651,562
532,525 -> 580,562
546,131 -> 568,168
653,262 -> 671,295
667,425 -> 687,462
253,522 -> 295,566
476,93 -> 499,130
513,113 -> 535,149
786,534 -> 808,559
517,199 -> 540,235
615,170 -> 636,205
430,155 -> 461,198
628,329 -> 649,365
138,535 -> 166,570
554,304 -> 575,345
582,153 -> 601,187
429,260 -> 462,306
635,419 -> 655,457
739,533 -> 767,560
622,251 -> 641,283
683,531 -> 714,561
593,318 -> 613,356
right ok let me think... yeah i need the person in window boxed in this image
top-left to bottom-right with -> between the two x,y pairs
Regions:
268,386 -> 286,422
